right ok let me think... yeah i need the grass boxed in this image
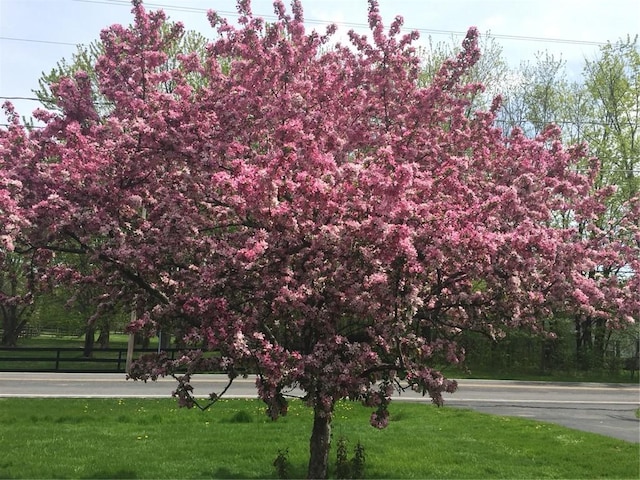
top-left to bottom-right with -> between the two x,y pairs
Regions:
0,398 -> 637,479
7,334 -> 159,349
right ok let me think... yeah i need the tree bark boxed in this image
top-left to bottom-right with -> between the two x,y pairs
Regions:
575,317 -> 593,369
307,404 -> 333,479
97,322 -> 110,349
592,319 -> 607,369
1,305 -> 28,347
159,330 -> 171,350
83,325 -> 95,357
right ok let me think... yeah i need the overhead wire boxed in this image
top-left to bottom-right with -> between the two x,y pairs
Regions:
0,1 -> 621,101
0,36 -> 79,47
73,0 -> 614,46
1,0 -> 636,160
0,0 -> 616,50
2,96 -> 636,129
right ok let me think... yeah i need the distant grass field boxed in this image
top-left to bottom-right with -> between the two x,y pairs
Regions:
2,334 -> 637,383
15,333 -> 157,349
0,398 -> 637,479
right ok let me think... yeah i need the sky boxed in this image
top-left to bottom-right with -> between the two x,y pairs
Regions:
0,0 -> 638,123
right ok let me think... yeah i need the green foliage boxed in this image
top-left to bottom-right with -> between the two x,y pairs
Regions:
0,252 -> 36,345
34,41 -> 104,112
336,436 -> 365,479
583,36 -> 639,207
417,32 -> 508,112
34,22 -> 209,117
228,410 -> 254,423
335,436 -> 366,479
273,448 -> 290,479
335,436 -> 350,479
353,441 -> 366,479
456,323 -> 639,382
32,289 -> 87,335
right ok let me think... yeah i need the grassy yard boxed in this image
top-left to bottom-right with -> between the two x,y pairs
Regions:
0,398 -> 637,479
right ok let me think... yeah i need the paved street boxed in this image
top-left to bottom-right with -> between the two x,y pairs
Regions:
442,379 -> 640,443
1,372 -> 638,443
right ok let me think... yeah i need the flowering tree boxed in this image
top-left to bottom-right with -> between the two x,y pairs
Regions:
0,105 -> 28,256
2,1 -> 639,477
0,105 -> 36,345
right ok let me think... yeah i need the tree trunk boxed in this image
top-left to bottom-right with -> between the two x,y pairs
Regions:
575,317 -> 593,369
307,404 -> 333,479
159,331 -> 171,350
1,305 -> 27,347
592,319 -> 607,369
135,332 -> 150,348
83,325 -> 95,357
97,324 -> 110,349
1,325 -> 20,347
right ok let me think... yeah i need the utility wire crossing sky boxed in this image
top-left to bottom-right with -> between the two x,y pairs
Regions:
0,0 -> 638,122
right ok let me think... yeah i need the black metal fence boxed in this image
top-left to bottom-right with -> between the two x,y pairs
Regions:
0,347 -> 182,373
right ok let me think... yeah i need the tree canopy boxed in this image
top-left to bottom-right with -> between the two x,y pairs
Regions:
1,1 -> 639,477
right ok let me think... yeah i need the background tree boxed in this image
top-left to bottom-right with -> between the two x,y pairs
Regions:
418,31 -> 509,113
0,105 -> 34,346
0,252 -> 35,345
2,1 -> 638,478
35,24 -> 209,115
500,39 -> 640,370
573,36 -> 640,368
459,39 -> 640,373
497,52 -> 571,137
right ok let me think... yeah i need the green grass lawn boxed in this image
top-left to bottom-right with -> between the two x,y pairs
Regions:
0,398 -> 637,479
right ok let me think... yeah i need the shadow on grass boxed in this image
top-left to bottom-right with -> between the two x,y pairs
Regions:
210,467 -> 247,478
87,470 -> 138,479
209,461 -> 310,479
222,410 -> 255,424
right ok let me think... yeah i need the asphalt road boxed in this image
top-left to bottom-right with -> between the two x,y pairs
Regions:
1,372 -> 638,443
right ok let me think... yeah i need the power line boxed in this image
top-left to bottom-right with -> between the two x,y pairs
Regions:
2,96 -> 638,129
0,1 -> 616,56
2,28 -> 607,51
67,0 -> 612,48
0,96 -> 45,102
0,36 -> 79,47
3,96 -> 636,131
